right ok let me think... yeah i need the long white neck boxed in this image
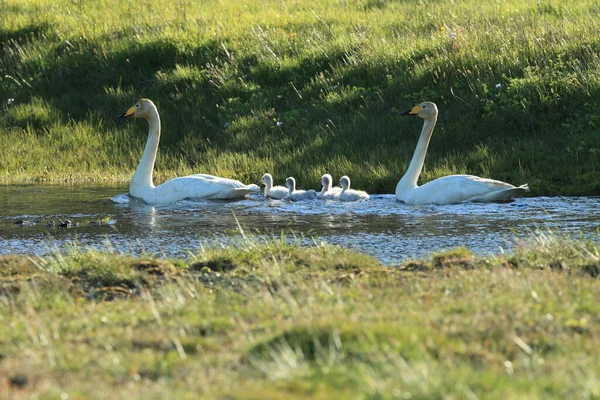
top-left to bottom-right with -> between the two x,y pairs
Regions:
130,108 -> 160,197
398,117 -> 437,189
287,181 -> 295,195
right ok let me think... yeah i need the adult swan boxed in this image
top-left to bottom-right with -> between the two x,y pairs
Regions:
396,102 -> 529,204
118,99 -> 259,204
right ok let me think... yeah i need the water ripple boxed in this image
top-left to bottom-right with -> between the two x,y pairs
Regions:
2,184 -> 599,264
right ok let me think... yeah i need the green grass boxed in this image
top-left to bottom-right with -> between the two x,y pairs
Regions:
1,234 -> 599,398
2,0 -> 600,194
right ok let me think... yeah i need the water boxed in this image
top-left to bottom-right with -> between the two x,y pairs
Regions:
1,184 -> 599,264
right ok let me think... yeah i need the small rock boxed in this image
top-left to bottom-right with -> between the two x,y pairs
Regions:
9,374 -> 28,388
58,220 -> 72,228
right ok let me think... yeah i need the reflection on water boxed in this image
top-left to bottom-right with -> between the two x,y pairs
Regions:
1,184 -> 599,264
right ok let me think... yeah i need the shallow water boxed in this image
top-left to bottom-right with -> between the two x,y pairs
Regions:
1,184 -> 599,264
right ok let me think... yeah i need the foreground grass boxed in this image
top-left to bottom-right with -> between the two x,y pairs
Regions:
1,235 -> 599,398
1,0 -> 600,194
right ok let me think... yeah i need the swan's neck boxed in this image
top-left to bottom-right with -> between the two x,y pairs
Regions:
321,181 -> 331,195
288,182 -> 295,195
130,111 -> 160,196
399,118 -> 437,188
264,180 -> 272,195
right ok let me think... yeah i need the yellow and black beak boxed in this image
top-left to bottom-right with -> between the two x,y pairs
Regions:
401,105 -> 422,116
117,106 -> 136,119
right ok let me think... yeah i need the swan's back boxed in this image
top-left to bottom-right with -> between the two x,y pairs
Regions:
267,185 -> 289,200
400,174 -> 527,204
318,187 -> 342,200
147,174 -> 259,204
339,189 -> 369,202
289,189 -> 317,201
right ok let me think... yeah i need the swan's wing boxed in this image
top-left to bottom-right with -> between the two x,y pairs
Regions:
415,175 -> 521,204
267,186 -> 289,199
152,175 -> 258,203
320,190 -> 341,200
470,184 -> 529,202
340,189 -> 369,201
289,190 -> 317,201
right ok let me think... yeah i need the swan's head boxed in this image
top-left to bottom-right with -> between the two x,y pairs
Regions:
321,174 -> 333,187
118,98 -> 157,120
260,173 -> 273,186
401,101 -> 438,121
285,177 -> 296,190
339,175 -> 351,189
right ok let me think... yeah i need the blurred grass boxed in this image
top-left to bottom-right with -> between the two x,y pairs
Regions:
1,0 -> 600,194
1,234 -> 599,398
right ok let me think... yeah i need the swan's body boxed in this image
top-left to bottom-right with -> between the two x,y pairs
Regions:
339,176 -> 369,202
317,174 -> 342,200
285,177 -> 317,201
260,173 -> 288,199
118,99 -> 259,205
396,102 -> 529,205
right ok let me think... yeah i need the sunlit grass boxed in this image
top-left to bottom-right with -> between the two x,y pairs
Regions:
1,233 -> 600,398
1,0 -> 600,193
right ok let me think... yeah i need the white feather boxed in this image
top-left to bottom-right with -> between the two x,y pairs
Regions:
396,101 -> 529,204
121,99 -> 258,205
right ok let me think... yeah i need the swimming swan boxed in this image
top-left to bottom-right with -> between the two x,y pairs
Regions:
285,177 -> 317,201
396,101 -> 529,204
260,173 -> 288,199
118,99 -> 259,204
317,174 -> 342,200
339,176 -> 370,201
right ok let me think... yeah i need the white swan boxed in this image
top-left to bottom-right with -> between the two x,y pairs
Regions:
339,176 -> 369,201
285,177 -> 317,201
317,174 -> 342,200
260,173 -> 288,199
396,101 -> 529,204
118,99 -> 259,204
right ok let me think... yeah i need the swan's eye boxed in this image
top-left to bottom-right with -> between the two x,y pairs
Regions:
136,104 -> 140,108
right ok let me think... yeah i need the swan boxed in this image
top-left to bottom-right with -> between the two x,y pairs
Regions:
285,177 -> 317,201
396,101 -> 529,204
317,174 -> 342,200
260,173 -> 288,199
339,176 -> 370,201
118,99 -> 259,205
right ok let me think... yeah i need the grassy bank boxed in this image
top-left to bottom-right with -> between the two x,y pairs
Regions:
1,234 -> 599,398
2,0 -> 600,194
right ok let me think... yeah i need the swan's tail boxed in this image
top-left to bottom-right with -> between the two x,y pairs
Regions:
472,184 -> 529,202
232,184 -> 260,196
248,184 -> 261,192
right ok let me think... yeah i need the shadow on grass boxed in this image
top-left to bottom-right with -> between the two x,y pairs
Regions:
3,20 -> 600,193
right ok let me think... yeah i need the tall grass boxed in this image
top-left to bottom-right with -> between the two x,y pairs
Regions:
1,0 -> 600,193
1,234 -> 599,398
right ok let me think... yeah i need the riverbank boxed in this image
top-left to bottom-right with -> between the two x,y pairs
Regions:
1,234 -> 599,398
2,0 -> 600,194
